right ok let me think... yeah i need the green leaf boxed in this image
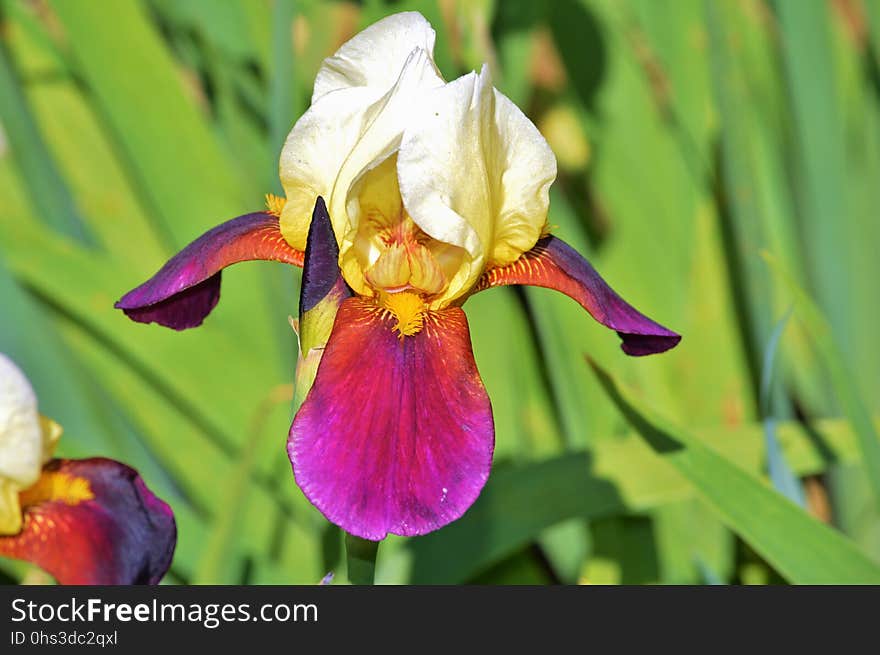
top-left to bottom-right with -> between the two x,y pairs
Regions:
404,400 -> 866,583
706,0 -> 777,400
0,255 -> 110,455
269,0 -> 303,191
760,310 -> 805,506
345,534 -> 378,586
764,253 -> 880,509
47,0 -> 283,360
776,0 -> 855,359
0,31 -> 89,242
407,454 -> 616,584
590,361 -> 880,584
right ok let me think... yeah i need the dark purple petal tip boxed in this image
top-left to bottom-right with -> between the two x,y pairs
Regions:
300,197 -> 350,315
117,274 -> 221,330
115,212 -> 303,330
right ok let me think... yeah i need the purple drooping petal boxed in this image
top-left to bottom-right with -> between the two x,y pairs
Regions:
473,235 -> 681,356
0,458 -> 176,585
115,212 -> 304,330
289,298 -> 495,541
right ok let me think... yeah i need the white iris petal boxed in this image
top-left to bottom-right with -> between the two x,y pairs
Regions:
0,354 -> 47,534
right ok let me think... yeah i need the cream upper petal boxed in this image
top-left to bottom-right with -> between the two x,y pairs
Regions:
312,12 -> 439,103
397,64 -> 556,302
0,355 -> 43,486
278,85 -> 385,250
329,48 -> 445,294
396,70 -> 490,303
487,85 -> 557,267
0,354 -> 44,534
281,36 -> 444,254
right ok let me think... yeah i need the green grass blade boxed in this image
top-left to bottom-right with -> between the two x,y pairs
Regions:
0,35 -> 89,242
764,253 -> 880,508
47,0 -> 284,361
653,500 -> 734,584
776,0 -> 856,363
193,399 -> 277,584
706,0 -> 778,404
405,407 -> 866,583
47,0 -> 252,238
269,0 -> 302,192
591,361 -> 880,584
0,255 -> 109,455
407,454 -> 614,584
761,310 -> 805,506
345,534 -> 378,585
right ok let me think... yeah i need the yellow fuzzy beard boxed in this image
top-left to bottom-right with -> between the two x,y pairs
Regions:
380,291 -> 426,338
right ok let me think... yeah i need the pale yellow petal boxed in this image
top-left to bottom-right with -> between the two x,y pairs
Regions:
364,243 -> 411,290
39,415 -> 62,462
278,86 -> 384,250
0,478 -> 22,535
329,48 -> 444,294
396,69 -> 492,301
0,354 -> 43,489
487,85 -> 556,266
340,154 -> 402,295
312,12 -> 440,102
0,354 -> 45,535
281,46 -> 443,255
397,64 -> 556,303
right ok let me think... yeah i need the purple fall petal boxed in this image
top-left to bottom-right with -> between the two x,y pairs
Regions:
474,235 -> 681,356
115,212 -> 304,330
0,458 -> 176,585
289,298 -> 495,541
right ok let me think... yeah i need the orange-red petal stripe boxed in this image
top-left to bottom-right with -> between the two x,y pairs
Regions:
473,235 -> 680,356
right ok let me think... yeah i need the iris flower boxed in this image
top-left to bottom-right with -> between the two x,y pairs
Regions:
0,354 -> 176,584
115,13 -> 679,541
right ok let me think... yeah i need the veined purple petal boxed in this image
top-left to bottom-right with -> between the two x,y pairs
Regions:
289,297 -> 495,541
473,235 -> 681,356
115,212 -> 304,330
0,458 -> 176,585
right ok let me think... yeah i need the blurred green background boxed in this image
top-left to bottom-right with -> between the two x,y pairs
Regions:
1,0 -> 880,584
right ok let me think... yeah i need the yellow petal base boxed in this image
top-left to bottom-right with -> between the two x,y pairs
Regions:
0,479 -> 22,535
19,470 -> 94,509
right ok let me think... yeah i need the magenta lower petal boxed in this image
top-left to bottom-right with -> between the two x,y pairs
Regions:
288,298 -> 495,541
474,235 -> 681,356
115,212 -> 304,330
0,458 -> 176,585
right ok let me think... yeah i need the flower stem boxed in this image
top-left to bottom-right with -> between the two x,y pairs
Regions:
345,533 -> 379,585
